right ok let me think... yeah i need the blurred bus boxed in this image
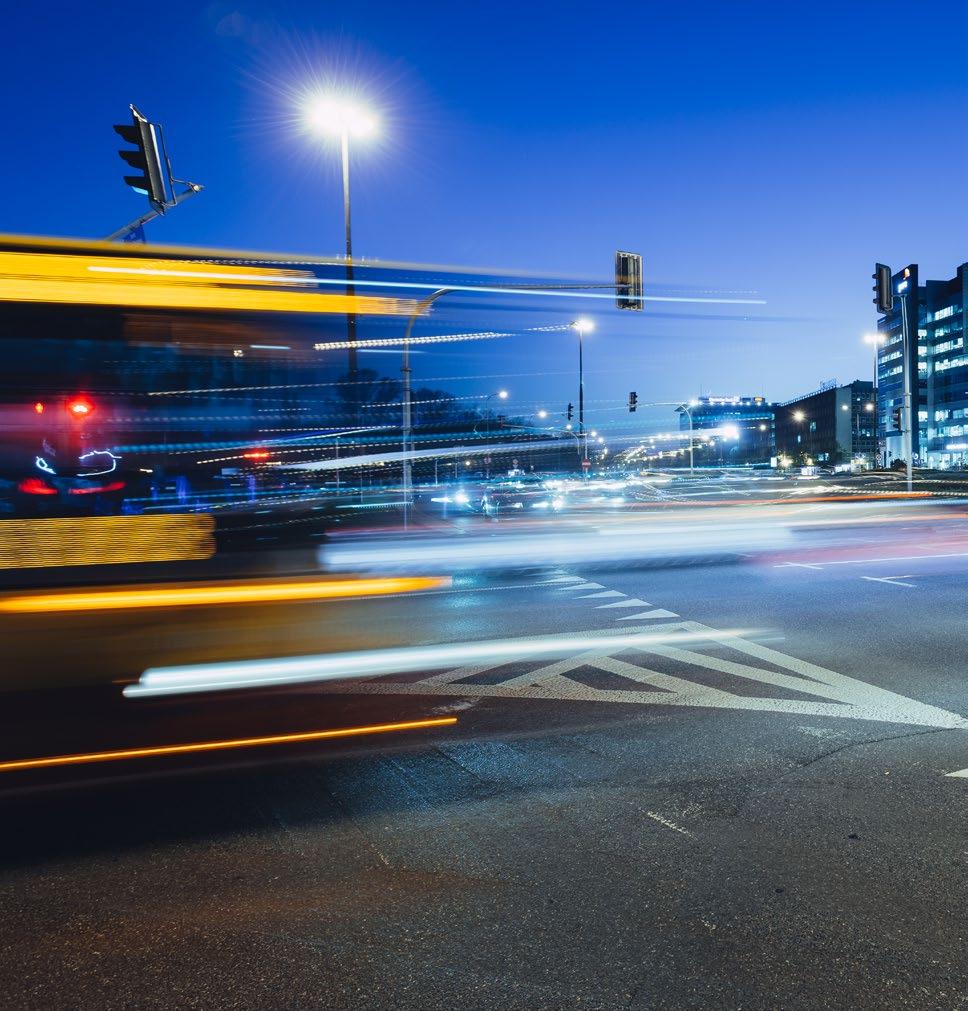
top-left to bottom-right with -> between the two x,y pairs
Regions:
0,234 -> 420,518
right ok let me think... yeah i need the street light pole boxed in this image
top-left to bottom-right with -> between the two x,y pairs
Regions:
677,403 -> 695,474
864,333 -> 886,468
340,129 -> 358,375
572,318 -> 594,471
401,288 -> 453,528
303,95 -> 378,374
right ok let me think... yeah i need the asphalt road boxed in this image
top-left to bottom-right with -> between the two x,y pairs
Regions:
1,498 -> 968,1009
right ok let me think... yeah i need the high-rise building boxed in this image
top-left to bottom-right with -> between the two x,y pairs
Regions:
774,380 -> 876,466
677,396 -> 774,464
875,262 -> 968,468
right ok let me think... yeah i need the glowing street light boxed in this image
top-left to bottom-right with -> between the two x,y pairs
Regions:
793,410 -> 806,422
537,409 -> 548,419
304,93 -> 380,373
572,318 -> 595,466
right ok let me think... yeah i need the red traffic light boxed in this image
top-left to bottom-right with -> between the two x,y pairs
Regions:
66,397 -> 94,418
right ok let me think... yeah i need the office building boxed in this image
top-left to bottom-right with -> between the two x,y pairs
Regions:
875,262 -> 968,468
774,380 -> 876,466
677,396 -> 774,464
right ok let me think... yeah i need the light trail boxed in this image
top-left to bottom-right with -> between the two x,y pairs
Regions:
124,625 -> 753,698
88,263 -> 766,305
0,576 -> 449,614
0,717 -> 458,773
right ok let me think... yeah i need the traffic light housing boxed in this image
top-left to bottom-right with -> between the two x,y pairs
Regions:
628,391 -> 638,413
892,406 -> 902,432
114,105 -> 168,210
873,263 -> 893,315
615,251 -> 644,311
566,403 -> 574,421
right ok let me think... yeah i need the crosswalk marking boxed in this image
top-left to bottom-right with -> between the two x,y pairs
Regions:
616,609 -> 679,620
578,590 -> 625,599
596,598 -> 653,609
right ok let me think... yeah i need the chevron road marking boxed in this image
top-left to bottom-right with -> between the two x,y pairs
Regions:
316,620 -> 968,731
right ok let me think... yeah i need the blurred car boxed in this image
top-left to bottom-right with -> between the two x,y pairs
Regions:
428,481 -> 487,513
481,476 -> 566,517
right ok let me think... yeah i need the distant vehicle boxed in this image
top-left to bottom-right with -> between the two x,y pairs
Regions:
1,395 -> 130,515
428,481 -> 486,513
482,476 -> 565,517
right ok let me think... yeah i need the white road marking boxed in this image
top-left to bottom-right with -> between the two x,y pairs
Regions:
557,582 -> 605,591
946,768 -> 968,778
616,609 -> 680,620
775,551 -> 968,569
646,812 -> 694,838
596,598 -> 654,609
316,620 -> 968,731
861,575 -> 916,587
539,575 -> 586,584
578,590 -> 626,599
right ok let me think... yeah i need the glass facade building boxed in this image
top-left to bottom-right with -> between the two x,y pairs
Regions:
678,396 -> 775,464
876,262 -> 968,468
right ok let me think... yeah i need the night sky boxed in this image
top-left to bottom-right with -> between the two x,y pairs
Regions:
2,0 -> 966,430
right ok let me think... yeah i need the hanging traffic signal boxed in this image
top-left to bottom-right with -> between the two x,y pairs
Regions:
873,263 -> 893,315
615,251 -> 644,311
566,403 -> 574,421
114,105 -> 168,210
628,391 -> 638,412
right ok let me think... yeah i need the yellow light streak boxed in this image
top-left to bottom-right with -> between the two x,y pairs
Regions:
0,717 -> 459,773
0,514 -> 215,570
0,251 -> 418,316
0,575 -> 449,613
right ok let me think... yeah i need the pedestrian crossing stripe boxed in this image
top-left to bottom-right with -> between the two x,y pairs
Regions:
316,620 -> 968,731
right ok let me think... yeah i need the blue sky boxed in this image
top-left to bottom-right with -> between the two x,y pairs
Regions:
2,0 -> 966,428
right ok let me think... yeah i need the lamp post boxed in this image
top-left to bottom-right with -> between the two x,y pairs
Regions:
676,400 -> 698,474
863,333 -> 887,467
482,389 -> 509,478
572,318 -> 594,468
792,409 -> 806,466
304,95 -> 378,375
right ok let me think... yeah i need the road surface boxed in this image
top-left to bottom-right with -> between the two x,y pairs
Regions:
1,497 -> 967,1008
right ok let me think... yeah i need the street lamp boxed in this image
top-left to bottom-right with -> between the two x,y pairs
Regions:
676,402 -> 697,474
572,318 -> 594,466
482,390 -> 510,478
304,94 -> 379,374
863,333 -> 887,467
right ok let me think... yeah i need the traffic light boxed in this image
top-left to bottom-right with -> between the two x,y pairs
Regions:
615,251 -> 644,311
892,406 -> 902,431
66,396 -> 95,419
566,403 -> 574,421
114,105 -> 168,210
628,391 -> 638,413
873,263 -> 893,315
